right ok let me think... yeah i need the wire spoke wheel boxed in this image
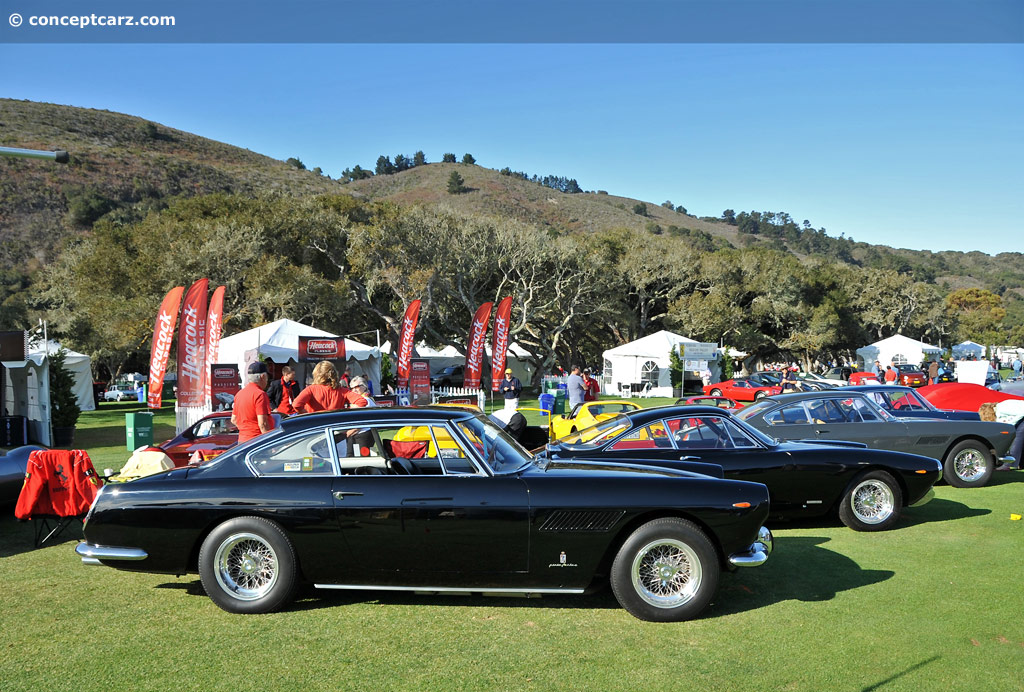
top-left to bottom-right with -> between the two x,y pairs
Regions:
631,538 -> 702,608
851,479 -> 895,524
214,532 -> 279,601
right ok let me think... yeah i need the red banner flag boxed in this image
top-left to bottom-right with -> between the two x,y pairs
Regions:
146,287 -> 184,409
176,278 -> 209,407
490,296 -> 513,391
464,301 -> 493,389
204,285 -> 226,405
396,299 -> 421,389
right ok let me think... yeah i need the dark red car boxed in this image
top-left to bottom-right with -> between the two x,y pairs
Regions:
703,379 -> 782,402
158,412 -> 283,466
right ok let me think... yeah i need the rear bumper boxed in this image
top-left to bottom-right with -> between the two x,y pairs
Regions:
728,526 -> 773,568
76,542 -> 148,566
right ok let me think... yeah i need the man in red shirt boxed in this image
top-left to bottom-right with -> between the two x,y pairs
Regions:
232,361 -> 275,443
884,365 -> 898,385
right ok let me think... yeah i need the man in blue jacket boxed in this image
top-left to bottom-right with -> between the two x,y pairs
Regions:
499,368 -> 522,411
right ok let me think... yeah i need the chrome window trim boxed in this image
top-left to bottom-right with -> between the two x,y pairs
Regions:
444,421 -> 494,477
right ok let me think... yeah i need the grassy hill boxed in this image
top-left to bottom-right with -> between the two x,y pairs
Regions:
0,98 -> 342,271
2,98 -> 1023,302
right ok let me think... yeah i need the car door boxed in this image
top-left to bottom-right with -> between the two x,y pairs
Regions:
665,414 -> 839,512
329,422 -> 530,584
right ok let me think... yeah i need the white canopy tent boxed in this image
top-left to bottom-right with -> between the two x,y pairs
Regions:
2,353 -> 52,447
602,330 -> 698,397
218,319 -> 382,391
856,334 -> 942,368
29,340 -> 96,412
952,340 -> 985,359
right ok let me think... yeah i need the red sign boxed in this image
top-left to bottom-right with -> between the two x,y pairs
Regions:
209,363 -> 240,409
465,301 -> 493,389
204,285 -> 226,406
396,299 -> 421,388
490,296 -> 513,391
147,286 -> 184,409
176,279 -> 209,407
298,336 -> 346,362
410,358 -> 431,405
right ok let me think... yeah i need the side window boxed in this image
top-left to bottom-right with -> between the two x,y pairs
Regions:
850,398 -> 881,422
608,422 -> 672,450
767,405 -> 810,425
249,430 -> 335,476
720,418 -> 758,448
671,416 -> 732,449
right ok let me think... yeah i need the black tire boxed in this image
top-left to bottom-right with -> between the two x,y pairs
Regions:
754,391 -> 767,400
710,389 -> 722,396
942,440 -> 994,488
198,516 -> 298,614
838,470 -> 903,531
610,518 -> 719,622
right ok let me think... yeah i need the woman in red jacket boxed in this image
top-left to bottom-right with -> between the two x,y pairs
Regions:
291,361 -> 349,412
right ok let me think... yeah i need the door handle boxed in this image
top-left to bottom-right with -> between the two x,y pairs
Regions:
679,455 -> 701,461
333,491 -> 364,500
816,429 -> 829,434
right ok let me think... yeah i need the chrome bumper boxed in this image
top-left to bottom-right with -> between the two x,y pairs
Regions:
998,455 -> 1016,464
728,526 -> 773,568
910,487 -> 935,508
76,542 -> 148,565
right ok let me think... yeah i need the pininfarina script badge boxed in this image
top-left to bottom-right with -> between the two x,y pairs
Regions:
548,551 -> 578,568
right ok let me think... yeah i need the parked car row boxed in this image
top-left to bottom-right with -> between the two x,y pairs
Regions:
70,378 -> 1017,624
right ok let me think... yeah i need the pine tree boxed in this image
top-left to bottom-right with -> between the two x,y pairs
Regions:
461,153 -> 476,165
447,170 -> 465,194
413,150 -> 427,166
442,153 -> 457,163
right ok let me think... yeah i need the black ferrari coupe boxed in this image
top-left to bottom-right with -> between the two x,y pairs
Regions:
544,405 -> 942,532
76,407 -> 772,622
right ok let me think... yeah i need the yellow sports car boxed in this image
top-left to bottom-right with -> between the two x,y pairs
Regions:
549,400 -> 641,440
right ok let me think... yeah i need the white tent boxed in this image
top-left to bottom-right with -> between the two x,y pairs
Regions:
602,330 -> 698,397
952,340 -> 985,359
856,334 -> 942,368
2,353 -> 51,447
29,341 -> 96,412
217,319 -> 382,391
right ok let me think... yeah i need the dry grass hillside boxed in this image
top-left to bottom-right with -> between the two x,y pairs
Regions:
0,98 -> 342,270
343,161 -> 736,241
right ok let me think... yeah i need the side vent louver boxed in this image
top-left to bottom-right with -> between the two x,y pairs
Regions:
539,510 -> 625,532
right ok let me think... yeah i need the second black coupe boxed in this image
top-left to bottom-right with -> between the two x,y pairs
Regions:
544,405 -> 942,532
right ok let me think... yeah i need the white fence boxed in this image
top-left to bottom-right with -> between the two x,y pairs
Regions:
395,386 -> 487,409
175,404 -> 212,434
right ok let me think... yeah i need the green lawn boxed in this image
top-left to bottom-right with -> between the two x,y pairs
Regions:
2,400 -> 1022,691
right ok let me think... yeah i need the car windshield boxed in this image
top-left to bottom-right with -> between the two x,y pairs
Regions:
454,414 -> 533,474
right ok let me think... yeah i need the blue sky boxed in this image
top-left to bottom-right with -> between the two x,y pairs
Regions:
3,42 -> 1022,254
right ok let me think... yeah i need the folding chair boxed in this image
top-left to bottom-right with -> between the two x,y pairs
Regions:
15,449 -> 103,548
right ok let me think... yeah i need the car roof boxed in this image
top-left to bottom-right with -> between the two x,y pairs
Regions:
750,391 -> 870,406
843,384 -> 916,393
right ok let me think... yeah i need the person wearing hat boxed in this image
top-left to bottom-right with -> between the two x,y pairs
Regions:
231,361 -> 275,443
499,368 -> 522,412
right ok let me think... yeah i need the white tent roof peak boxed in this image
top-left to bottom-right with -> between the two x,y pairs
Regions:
867,334 -> 942,353
603,330 -> 698,358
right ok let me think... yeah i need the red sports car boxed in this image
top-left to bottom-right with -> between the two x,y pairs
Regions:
848,371 -> 881,385
157,411 -> 283,466
703,379 -> 782,402
676,395 -> 744,411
